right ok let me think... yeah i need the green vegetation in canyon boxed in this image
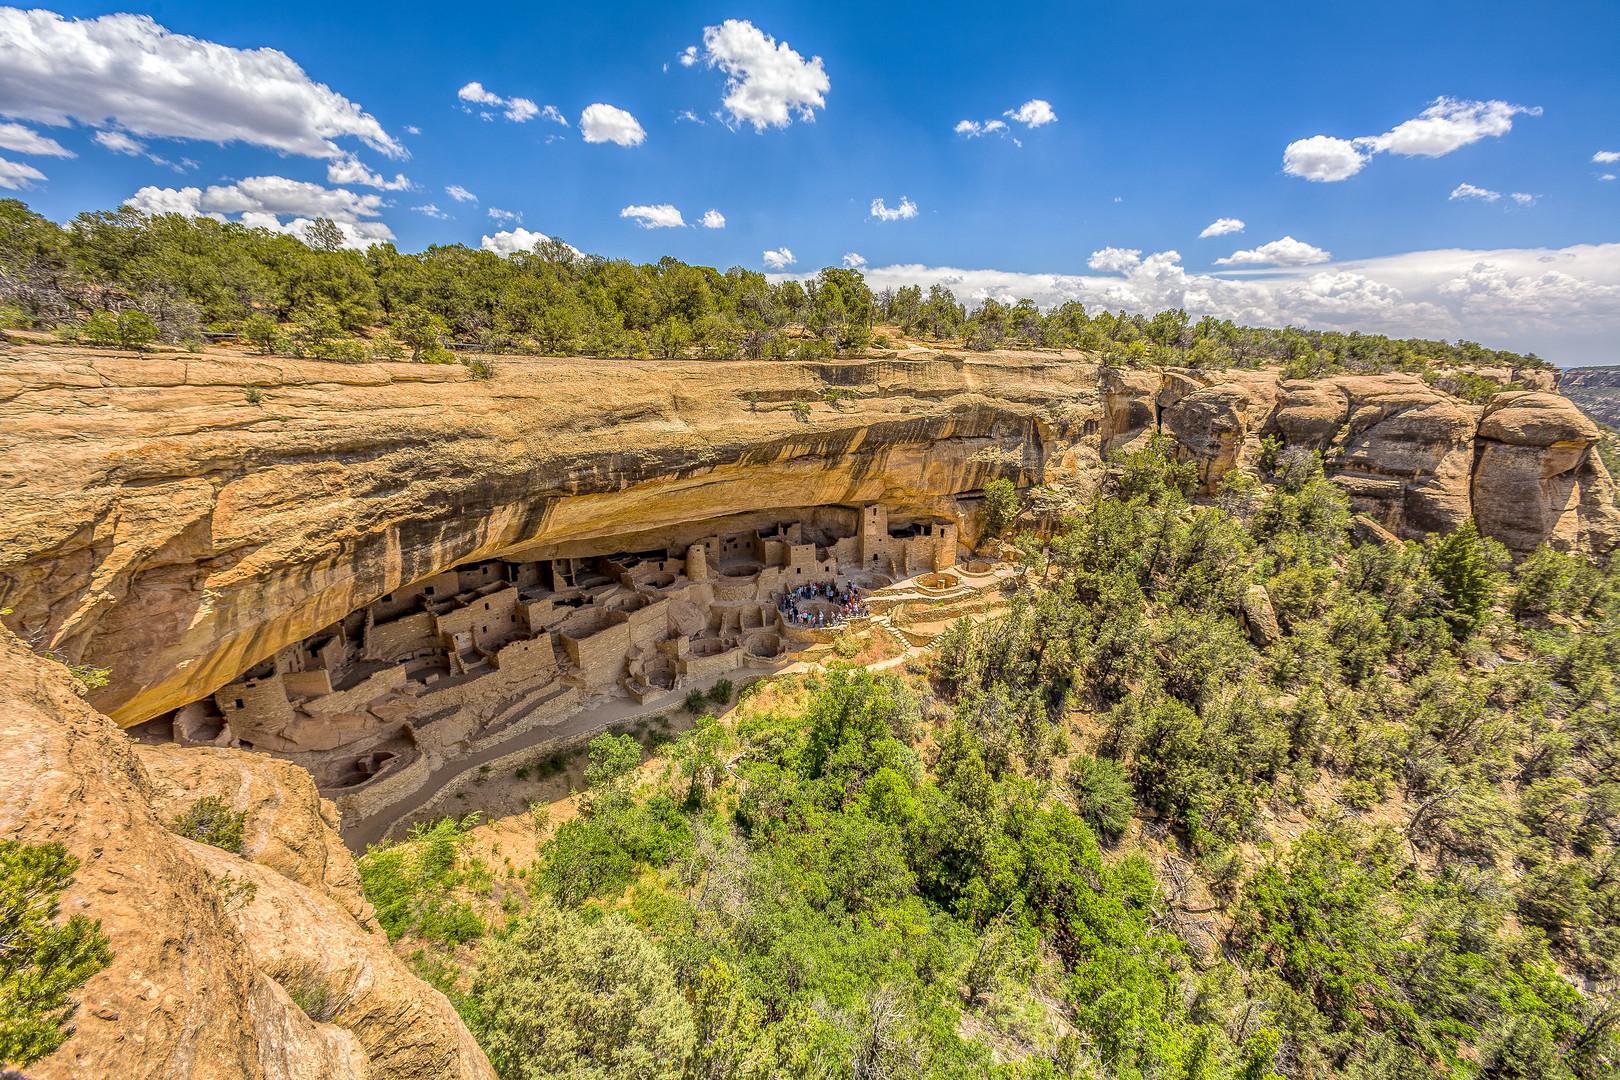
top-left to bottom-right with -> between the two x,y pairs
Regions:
356,440 -> 1620,1080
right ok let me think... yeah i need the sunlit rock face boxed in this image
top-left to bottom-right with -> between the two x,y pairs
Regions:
0,627 -> 496,1080
1,349 -> 1613,727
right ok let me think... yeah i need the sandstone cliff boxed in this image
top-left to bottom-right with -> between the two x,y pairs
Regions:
0,626 -> 495,1080
1,345 -> 1614,726
1559,365 -> 1620,429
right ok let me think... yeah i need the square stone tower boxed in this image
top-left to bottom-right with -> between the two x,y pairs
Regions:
858,504 -> 888,564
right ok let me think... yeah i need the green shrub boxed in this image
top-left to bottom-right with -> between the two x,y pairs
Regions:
357,816 -> 487,945
463,355 -> 497,380
369,332 -> 406,361
282,970 -> 342,1023
324,337 -> 370,363
1067,754 -> 1134,838
982,477 -> 1019,537
684,688 -> 708,714
707,679 -> 734,706
81,310 -> 120,347
242,312 -> 280,354
168,796 -> 246,853
0,841 -> 113,1067
243,384 -> 263,406
472,898 -> 692,1079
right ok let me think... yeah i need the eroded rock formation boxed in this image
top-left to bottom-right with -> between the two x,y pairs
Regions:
0,626 -> 494,1080
1,347 -> 1615,740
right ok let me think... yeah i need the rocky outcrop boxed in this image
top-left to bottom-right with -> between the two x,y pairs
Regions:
1559,366 -> 1620,428
0,347 -> 1614,727
0,627 -> 495,1080
1272,375 -> 1481,536
1239,584 -> 1280,648
0,349 -> 1086,724
1473,392 -> 1620,554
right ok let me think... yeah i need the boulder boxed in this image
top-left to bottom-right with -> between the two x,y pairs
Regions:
1098,367 -> 1162,455
1161,385 -> 1252,492
1473,392 -> 1620,553
1268,375 -> 1478,539
1240,584 -> 1281,648
1268,381 -> 1348,450
1350,514 -> 1403,548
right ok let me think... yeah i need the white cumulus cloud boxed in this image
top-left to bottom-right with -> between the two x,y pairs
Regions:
480,227 -> 574,257
955,119 -> 1009,137
1285,97 -> 1535,183
1087,248 -> 1142,273
0,121 -> 72,157
762,247 -> 795,269
696,19 -> 829,131
843,252 -> 867,268
1359,97 -> 1537,158
92,130 -> 145,155
457,82 -> 553,125
0,155 -> 47,189
445,184 -> 477,203
870,196 -> 918,222
458,82 -> 502,107
326,152 -> 410,190
580,103 -> 646,146
125,175 -> 394,248
953,112 -> 1019,140
91,127 -> 186,169
1282,135 -> 1368,182
679,45 -> 699,67
1215,236 -> 1330,267
1199,218 -> 1246,238
700,209 -> 725,228
842,242 -> 1620,365
412,203 -> 448,219
1005,99 -> 1056,127
620,203 -> 685,228
1451,184 -> 1537,207
0,9 -> 402,159
488,207 -> 522,224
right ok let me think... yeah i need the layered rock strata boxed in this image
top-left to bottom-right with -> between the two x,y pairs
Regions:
1,347 -> 1615,734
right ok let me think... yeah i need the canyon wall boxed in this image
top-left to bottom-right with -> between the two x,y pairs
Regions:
1560,365 -> 1620,428
0,626 -> 495,1080
1,346 -> 1614,726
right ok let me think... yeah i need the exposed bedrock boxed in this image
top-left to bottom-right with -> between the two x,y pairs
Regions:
0,349 -> 1614,726
0,627 -> 495,1080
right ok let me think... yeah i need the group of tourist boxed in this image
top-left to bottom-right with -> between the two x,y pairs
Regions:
777,581 -> 870,628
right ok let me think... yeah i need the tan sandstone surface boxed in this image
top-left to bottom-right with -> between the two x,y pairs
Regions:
1,345 -> 1616,728
0,625 -> 495,1080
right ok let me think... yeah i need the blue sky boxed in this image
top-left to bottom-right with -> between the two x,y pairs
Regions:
2,1 -> 1618,362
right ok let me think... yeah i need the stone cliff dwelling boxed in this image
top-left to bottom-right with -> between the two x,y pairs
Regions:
142,504 -> 958,814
